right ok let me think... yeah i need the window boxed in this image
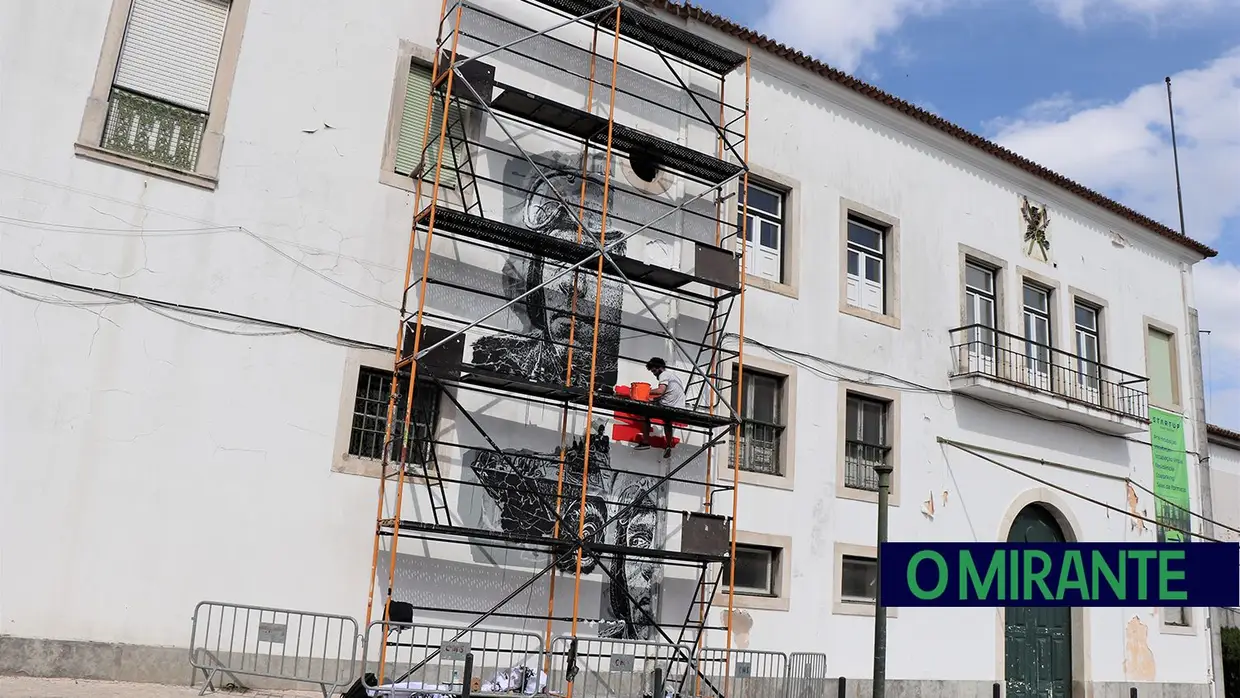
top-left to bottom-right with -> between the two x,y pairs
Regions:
349,366 -> 442,468
1022,283 -> 1052,382
394,61 -> 466,188
840,555 -> 878,604
1074,302 -> 1101,394
965,263 -> 997,359
104,0 -> 229,171
78,0 -> 247,186
1146,326 -> 1180,408
844,394 -> 890,492
845,216 -> 887,314
1164,607 -> 1190,627
737,182 -> 785,282
727,544 -> 778,596
731,369 -> 786,476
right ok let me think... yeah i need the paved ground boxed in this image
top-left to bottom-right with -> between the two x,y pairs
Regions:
0,677 -> 325,698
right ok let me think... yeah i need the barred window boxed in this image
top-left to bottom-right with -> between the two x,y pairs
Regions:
730,368 -> 786,476
349,367 -> 441,467
843,394 -> 890,491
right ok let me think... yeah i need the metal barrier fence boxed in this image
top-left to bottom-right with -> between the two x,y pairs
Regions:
694,649 -> 788,698
547,636 -> 695,698
786,653 -> 828,698
361,621 -> 544,697
189,601 -> 359,698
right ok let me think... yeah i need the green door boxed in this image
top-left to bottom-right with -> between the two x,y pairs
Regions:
1005,504 -> 1072,698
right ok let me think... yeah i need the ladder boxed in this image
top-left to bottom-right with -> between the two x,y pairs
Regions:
684,295 -> 736,412
396,377 -> 452,527
661,562 -> 726,698
442,93 -> 484,218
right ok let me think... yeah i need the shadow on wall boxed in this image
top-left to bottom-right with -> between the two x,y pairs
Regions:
952,398 -> 1132,467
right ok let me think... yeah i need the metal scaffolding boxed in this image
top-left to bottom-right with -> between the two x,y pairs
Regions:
362,0 -> 753,695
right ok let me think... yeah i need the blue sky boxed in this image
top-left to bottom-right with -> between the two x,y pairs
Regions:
696,0 -> 1240,429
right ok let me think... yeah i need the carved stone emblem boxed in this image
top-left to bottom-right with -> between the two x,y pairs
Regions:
1021,196 -> 1051,262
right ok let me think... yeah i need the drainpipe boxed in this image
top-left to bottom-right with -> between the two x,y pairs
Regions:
1183,266 -> 1224,698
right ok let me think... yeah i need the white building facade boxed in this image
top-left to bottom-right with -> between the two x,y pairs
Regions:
0,1 -> 1222,698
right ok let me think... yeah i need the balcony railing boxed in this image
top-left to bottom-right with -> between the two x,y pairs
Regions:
729,421 -> 783,476
844,441 -> 888,492
948,324 -> 1149,421
102,88 -> 207,171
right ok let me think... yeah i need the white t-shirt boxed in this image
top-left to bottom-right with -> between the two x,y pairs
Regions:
657,372 -> 686,410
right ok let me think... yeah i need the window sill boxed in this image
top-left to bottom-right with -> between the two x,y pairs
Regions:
839,303 -> 901,330
1159,618 -> 1196,636
745,274 -> 798,300
835,483 -> 901,506
712,590 -> 790,612
723,465 -> 794,491
74,142 -> 218,191
332,454 -> 439,482
832,600 -> 898,618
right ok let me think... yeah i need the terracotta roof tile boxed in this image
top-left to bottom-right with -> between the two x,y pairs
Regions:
1208,423 -> 1240,443
647,0 -> 1217,258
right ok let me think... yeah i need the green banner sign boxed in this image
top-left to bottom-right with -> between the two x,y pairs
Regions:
1149,407 -> 1192,543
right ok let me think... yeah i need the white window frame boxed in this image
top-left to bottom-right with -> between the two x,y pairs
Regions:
737,181 -> 785,284
838,199 -> 901,329
1073,301 -> 1102,402
1022,281 -> 1054,390
76,0 -> 252,190
845,216 -> 886,314
964,261 -> 998,372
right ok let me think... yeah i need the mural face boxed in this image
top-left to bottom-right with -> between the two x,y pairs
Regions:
469,151 -> 625,389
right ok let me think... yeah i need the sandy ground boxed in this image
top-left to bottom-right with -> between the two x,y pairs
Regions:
0,677 -> 327,698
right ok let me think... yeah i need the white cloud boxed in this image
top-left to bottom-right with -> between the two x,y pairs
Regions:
1035,0 -> 1240,28
989,50 -> 1240,428
754,0 -> 1239,73
754,0 -> 966,73
991,48 -> 1240,244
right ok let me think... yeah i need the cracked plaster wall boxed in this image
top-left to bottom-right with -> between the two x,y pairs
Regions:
0,0 -> 1218,691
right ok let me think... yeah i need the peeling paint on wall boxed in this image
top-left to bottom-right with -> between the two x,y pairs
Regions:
1126,483 -> 1148,534
922,491 -> 936,519
719,609 -> 753,649
1123,615 -> 1156,681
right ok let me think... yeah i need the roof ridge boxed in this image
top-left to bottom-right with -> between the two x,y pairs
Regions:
648,0 -> 1217,259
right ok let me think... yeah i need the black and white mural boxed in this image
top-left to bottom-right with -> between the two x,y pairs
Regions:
468,420 -> 664,640
462,152 -> 665,639
469,151 -> 625,389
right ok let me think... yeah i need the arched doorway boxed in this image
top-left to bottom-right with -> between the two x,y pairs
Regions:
1005,504 -> 1072,698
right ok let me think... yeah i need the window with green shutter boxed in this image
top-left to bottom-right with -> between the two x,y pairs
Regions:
395,63 -> 466,188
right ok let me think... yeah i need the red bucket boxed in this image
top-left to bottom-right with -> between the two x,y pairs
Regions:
630,382 -> 652,401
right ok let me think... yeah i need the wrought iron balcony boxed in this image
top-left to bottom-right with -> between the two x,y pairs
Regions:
844,441 -> 889,492
102,88 -> 207,171
948,324 -> 1150,434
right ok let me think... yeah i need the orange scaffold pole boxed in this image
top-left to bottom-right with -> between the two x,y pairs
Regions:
544,21 -> 604,670
565,8 -> 623,698
366,3 -> 465,688
722,50 -> 752,698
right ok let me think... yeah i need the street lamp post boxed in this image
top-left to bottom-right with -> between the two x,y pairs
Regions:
872,462 -> 895,698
